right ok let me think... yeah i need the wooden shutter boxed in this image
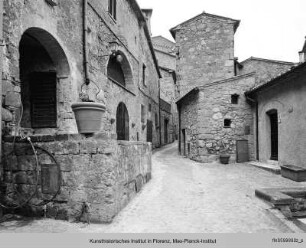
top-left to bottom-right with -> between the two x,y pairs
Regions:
124,106 -> 129,140
30,72 -> 57,128
116,103 -> 129,141
146,120 -> 152,142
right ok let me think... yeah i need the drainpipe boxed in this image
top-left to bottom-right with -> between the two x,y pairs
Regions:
83,0 -> 90,85
158,79 -> 162,147
0,0 -> 3,162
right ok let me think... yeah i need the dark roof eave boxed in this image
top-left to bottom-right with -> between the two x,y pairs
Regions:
176,87 -> 199,105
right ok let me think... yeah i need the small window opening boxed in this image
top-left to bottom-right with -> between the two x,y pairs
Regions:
231,94 -> 239,104
224,119 -> 232,128
148,103 -> 151,112
141,104 -> 145,123
155,113 -> 158,127
142,64 -> 146,86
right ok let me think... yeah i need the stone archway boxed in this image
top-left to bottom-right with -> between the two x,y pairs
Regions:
19,27 -> 70,131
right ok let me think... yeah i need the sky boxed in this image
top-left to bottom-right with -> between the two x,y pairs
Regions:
138,0 -> 306,62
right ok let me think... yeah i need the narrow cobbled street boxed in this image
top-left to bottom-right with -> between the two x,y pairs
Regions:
1,142 -> 305,233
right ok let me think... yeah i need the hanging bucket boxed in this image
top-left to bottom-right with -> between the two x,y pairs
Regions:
71,102 -> 106,134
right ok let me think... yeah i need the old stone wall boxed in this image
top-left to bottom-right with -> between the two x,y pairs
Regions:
1,133 -> 151,223
178,91 -> 199,159
2,0 -> 83,135
237,58 -> 294,87
159,69 -> 178,143
196,74 -> 256,163
155,51 -> 176,71
152,36 -> 178,144
2,0 -> 161,148
173,14 -> 237,98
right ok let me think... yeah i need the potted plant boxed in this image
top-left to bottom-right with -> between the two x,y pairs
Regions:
71,92 -> 106,134
219,140 -> 230,164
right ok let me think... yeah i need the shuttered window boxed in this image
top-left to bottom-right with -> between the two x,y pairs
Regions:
116,102 -> 129,140
29,72 -> 57,128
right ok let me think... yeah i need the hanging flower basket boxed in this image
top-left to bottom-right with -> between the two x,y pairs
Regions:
71,102 -> 106,134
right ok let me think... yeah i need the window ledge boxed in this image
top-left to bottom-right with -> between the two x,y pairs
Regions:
108,77 -> 135,96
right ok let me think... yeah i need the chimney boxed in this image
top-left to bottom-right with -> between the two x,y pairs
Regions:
141,9 -> 153,36
299,36 -> 306,63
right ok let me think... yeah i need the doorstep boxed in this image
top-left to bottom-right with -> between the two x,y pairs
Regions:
248,161 -> 281,174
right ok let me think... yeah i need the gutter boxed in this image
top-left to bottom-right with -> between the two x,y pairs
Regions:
158,79 -> 162,147
83,0 -> 90,85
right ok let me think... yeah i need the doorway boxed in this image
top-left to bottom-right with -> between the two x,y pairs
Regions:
146,120 -> 153,143
267,110 -> 278,160
164,119 -> 168,144
182,129 -> 186,156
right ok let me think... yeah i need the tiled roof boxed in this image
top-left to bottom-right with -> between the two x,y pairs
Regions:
245,62 -> 306,96
170,11 -> 240,39
240,56 -> 295,66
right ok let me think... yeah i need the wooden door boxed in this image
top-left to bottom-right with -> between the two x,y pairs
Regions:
164,119 -> 168,144
147,120 -> 153,143
236,140 -> 249,163
269,111 -> 278,160
182,129 -> 186,156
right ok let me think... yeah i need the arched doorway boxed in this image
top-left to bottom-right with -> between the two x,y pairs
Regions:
116,102 -> 129,140
19,27 -> 70,129
267,109 -> 278,160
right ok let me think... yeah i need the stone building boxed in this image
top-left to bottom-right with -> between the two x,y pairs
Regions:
170,11 -> 240,98
173,11 -> 294,163
237,57 -> 295,87
0,0 -> 160,223
152,35 -> 178,144
245,42 -> 306,169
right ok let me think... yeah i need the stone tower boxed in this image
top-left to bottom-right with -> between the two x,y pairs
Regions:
170,12 -> 240,98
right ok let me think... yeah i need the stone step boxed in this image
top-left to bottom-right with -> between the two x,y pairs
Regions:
248,161 -> 281,174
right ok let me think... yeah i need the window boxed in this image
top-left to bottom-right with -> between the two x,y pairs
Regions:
141,104 -> 145,123
155,113 -> 158,128
116,102 -> 129,140
107,55 -> 125,86
231,94 -> 239,104
108,0 -> 117,20
148,103 -> 151,112
224,119 -> 232,128
29,72 -> 57,128
142,64 -> 146,86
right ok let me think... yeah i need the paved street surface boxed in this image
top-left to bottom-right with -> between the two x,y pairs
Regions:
1,142 -> 306,233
